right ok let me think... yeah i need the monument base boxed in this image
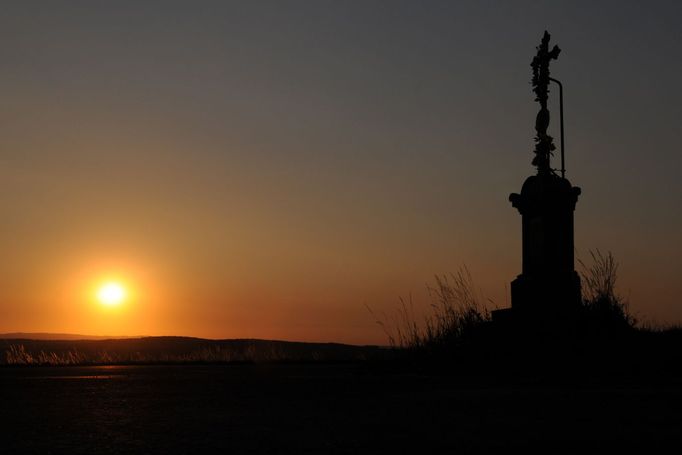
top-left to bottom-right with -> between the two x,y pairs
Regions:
511,271 -> 581,315
492,271 -> 581,333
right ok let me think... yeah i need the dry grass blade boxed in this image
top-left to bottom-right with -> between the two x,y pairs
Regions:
370,266 -> 491,350
578,249 -> 635,329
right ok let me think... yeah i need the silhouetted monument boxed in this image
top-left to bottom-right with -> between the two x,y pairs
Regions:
497,31 -> 582,324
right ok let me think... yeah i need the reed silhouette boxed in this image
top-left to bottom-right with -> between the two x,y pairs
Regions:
0,337 -> 380,366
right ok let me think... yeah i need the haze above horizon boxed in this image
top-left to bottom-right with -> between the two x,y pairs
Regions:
1,1 -> 680,344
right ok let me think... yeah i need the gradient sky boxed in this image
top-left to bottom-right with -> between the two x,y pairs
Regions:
0,1 -> 680,344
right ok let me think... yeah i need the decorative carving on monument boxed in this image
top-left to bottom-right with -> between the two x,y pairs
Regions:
530,31 -> 561,174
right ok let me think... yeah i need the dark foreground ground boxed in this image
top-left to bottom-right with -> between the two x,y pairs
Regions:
2,364 -> 681,454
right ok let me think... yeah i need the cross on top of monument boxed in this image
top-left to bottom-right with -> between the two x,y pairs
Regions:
531,31 -> 561,174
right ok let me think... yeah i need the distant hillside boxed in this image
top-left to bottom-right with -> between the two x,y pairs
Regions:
0,333 -> 137,341
0,336 -> 384,365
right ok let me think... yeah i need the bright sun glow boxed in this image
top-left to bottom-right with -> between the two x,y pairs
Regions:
97,282 -> 127,306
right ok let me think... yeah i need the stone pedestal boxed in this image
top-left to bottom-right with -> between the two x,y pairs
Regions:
508,172 -> 582,321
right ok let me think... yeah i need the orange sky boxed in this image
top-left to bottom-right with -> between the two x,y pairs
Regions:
0,2 -> 680,344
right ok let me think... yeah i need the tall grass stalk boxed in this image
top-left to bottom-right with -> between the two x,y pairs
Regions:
578,249 -> 635,329
370,266 -> 491,351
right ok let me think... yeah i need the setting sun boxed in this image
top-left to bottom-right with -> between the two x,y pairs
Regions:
97,282 -> 127,307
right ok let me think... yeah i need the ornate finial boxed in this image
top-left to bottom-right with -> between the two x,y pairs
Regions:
531,31 -> 561,174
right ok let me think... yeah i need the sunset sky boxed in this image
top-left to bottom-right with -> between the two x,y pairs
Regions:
0,1 -> 680,344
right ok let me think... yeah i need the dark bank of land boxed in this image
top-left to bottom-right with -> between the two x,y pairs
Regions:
4,326 -> 681,374
3,324 -> 682,454
2,363 -> 681,454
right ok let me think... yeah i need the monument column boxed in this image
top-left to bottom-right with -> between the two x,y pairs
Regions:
506,31 -> 582,323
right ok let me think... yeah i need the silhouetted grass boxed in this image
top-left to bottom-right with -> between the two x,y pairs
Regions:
371,252 -> 682,375
578,249 -> 636,333
369,266 -> 491,354
1,337 -> 382,366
